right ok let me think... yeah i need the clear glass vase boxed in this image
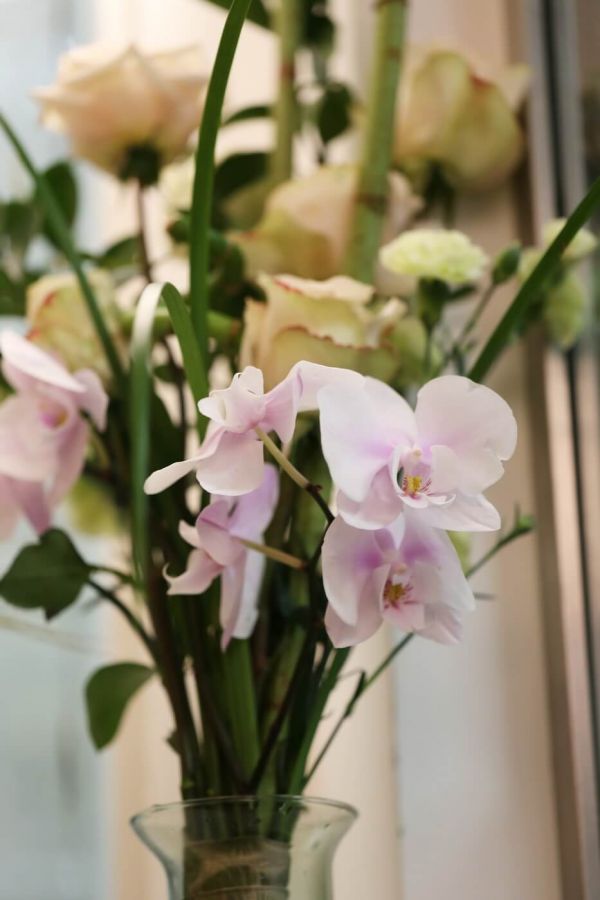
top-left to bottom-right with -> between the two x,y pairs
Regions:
131,795 -> 356,899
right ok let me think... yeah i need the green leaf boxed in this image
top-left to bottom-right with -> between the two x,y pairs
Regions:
92,235 -> 140,271
222,104 -> 271,126
189,0 -> 255,360
0,269 -> 25,315
1,199 -> 40,251
469,175 -> 600,382
39,161 -> 78,246
0,529 -> 91,620
129,283 -> 164,582
198,0 -> 270,28
161,283 -> 209,412
86,662 -> 154,749
214,151 -> 269,203
314,83 -> 353,144
0,114 -> 125,388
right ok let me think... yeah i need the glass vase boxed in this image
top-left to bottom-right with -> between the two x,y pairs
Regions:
131,795 -> 356,899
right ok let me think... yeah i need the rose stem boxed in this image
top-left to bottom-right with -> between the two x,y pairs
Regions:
344,0 -> 409,283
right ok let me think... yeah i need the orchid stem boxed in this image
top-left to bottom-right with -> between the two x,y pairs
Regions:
256,427 -> 334,524
240,538 -> 305,570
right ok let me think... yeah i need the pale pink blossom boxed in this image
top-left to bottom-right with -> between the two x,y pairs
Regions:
166,465 -> 279,648
145,361 -> 360,497
319,374 -> 516,531
322,514 -> 475,647
0,331 -> 108,535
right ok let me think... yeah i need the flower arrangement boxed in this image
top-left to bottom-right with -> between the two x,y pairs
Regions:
1,2 -> 600,888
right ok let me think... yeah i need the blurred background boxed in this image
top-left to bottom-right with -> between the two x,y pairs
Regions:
2,0 -> 600,898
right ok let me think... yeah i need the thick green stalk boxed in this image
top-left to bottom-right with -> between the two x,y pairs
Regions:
189,0 -> 252,358
344,0 -> 408,282
271,0 -> 300,184
469,174 -> 600,382
222,639 -> 261,783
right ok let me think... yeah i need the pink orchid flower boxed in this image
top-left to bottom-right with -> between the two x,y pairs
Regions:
0,331 -> 108,535
145,361 -> 360,497
322,513 -> 475,647
166,465 -> 279,648
319,374 -> 516,532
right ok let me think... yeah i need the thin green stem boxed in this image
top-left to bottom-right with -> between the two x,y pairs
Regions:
240,538 -> 306,570
469,174 -> 600,382
0,113 -> 126,389
88,578 -> 157,662
466,518 -> 534,579
136,182 -> 153,283
441,283 -> 497,371
303,635 -> 413,786
344,0 -> 408,282
288,648 -> 350,794
271,0 -> 300,184
189,0 -> 253,357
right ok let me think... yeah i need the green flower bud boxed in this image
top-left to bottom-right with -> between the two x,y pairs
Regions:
543,271 -> 587,349
492,243 -> 522,284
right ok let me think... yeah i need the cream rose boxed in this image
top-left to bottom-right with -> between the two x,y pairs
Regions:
35,43 -> 206,182
231,165 -> 422,281
240,273 -> 408,390
395,49 -> 529,192
26,269 -> 122,384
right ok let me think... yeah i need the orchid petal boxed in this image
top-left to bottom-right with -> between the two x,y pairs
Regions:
195,430 -> 265,496
8,479 -> 52,535
228,463 -> 279,539
196,500 -> 243,567
219,552 -> 263,649
198,367 -> 266,433
74,368 -> 109,429
144,456 -> 202,495
416,376 -> 517,491
322,517 -> 388,626
49,418 -> 89,504
335,467 -> 403,530
421,492 -> 501,532
0,330 -> 84,395
319,378 -> 412,502
166,549 -> 222,596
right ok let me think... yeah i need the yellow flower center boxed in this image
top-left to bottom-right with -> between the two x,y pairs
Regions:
383,570 -> 413,609
403,474 -> 423,495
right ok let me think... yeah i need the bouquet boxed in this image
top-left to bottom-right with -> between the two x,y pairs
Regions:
1,1 -> 599,896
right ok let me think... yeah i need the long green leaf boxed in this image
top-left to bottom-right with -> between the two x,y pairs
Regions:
469,175 -> 600,382
130,283 -> 164,583
0,113 -> 125,389
200,0 -> 270,28
189,0 -> 253,358
161,282 -> 209,414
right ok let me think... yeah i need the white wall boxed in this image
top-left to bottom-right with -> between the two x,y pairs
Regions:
393,4 -> 563,900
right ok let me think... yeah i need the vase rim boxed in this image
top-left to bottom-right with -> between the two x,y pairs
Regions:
131,794 -> 358,832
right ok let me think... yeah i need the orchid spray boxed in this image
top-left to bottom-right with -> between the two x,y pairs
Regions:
0,0 -> 599,812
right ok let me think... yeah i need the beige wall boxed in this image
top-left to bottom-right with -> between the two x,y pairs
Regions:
93,2 -> 564,899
